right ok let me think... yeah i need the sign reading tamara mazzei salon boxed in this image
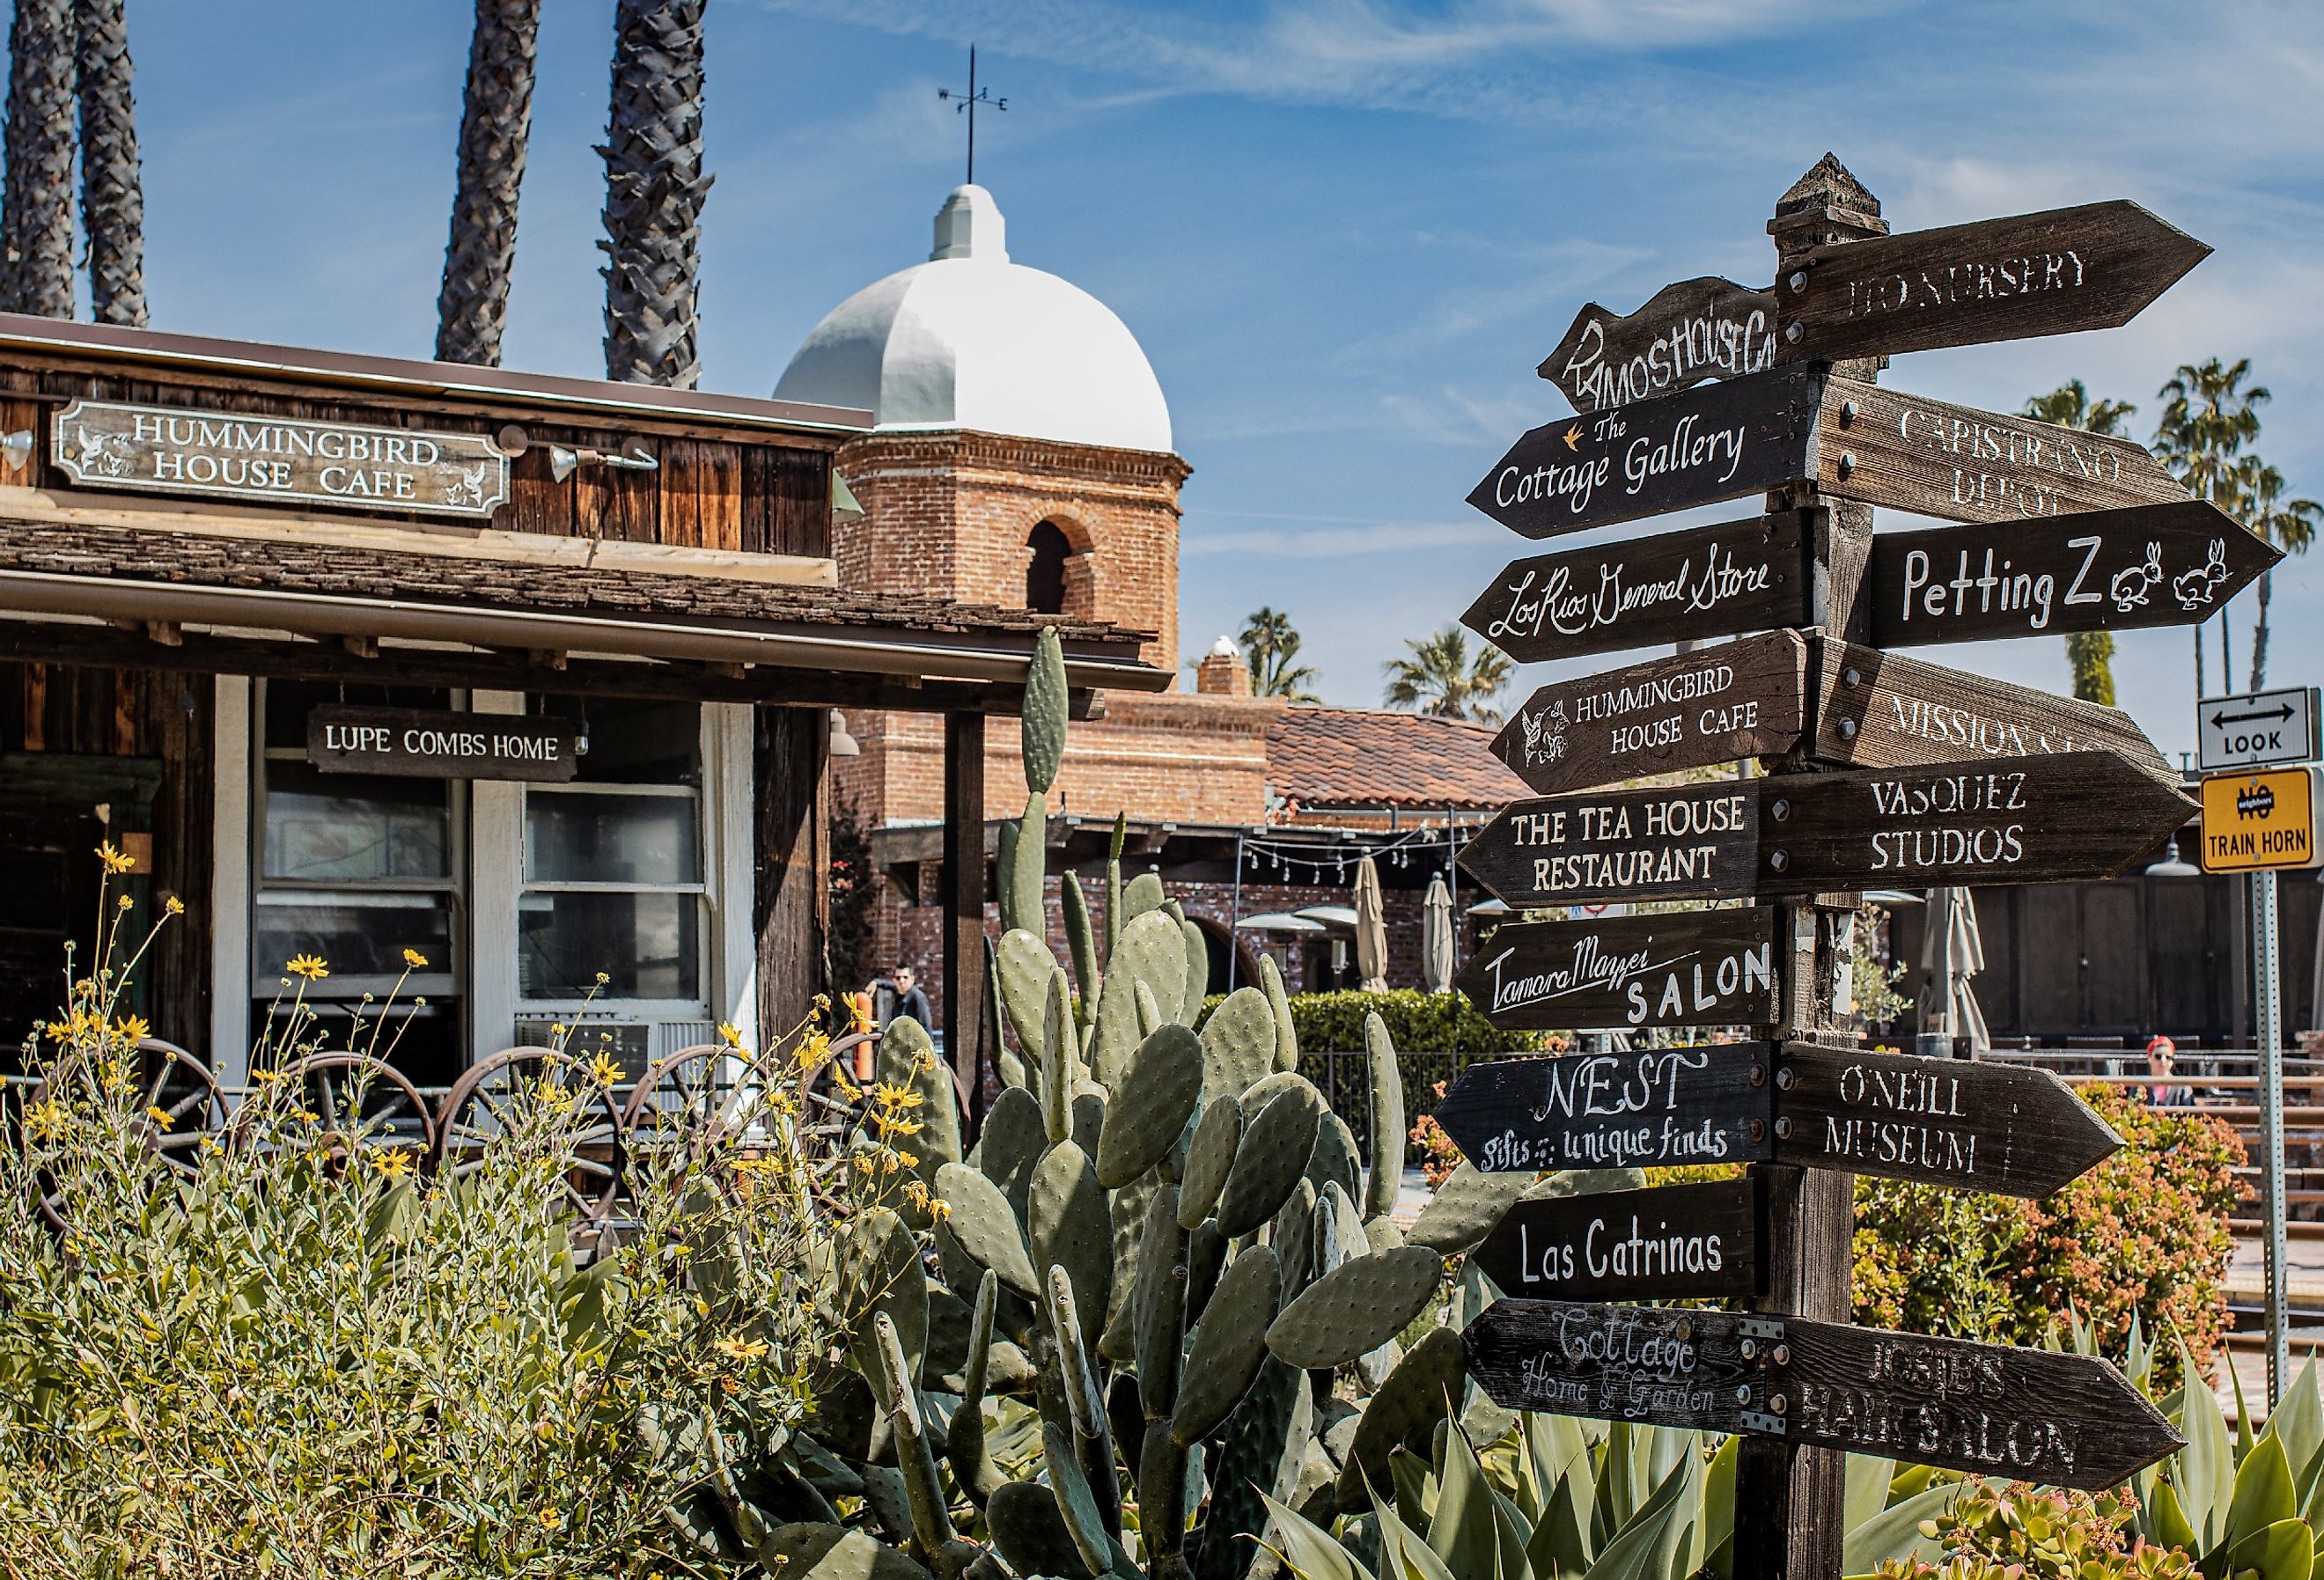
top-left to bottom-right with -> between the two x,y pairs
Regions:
51,399 -> 512,518
307,707 -> 581,783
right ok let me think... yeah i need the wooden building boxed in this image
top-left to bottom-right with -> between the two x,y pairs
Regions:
0,315 -> 1166,1091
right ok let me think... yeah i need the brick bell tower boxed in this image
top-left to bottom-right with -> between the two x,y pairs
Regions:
774,183 -> 1193,827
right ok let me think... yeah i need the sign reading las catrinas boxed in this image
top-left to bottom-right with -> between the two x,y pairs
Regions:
51,399 -> 512,518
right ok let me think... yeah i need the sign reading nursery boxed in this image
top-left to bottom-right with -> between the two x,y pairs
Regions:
52,399 -> 513,518
307,706 -> 581,782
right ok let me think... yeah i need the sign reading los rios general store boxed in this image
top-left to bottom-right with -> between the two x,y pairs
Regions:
52,400 -> 512,518
307,706 -> 580,782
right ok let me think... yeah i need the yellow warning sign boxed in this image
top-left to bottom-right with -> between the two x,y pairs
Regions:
2199,766 -> 2324,872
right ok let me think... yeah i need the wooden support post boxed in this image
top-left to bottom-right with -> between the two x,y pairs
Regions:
943,709 -> 989,1136
754,705 -> 828,1047
1738,154 -> 1890,1580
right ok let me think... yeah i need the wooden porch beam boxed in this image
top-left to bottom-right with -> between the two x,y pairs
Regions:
942,710 -> 989,1137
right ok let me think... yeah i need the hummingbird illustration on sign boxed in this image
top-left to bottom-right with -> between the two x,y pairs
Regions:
1563,425 -> 1582,451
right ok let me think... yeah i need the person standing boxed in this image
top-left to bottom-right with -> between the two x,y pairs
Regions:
878,965 -> 932,1033
2143,1036 -> 2195,1107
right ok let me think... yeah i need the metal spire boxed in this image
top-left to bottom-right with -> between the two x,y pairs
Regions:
938,45 -> 1006,186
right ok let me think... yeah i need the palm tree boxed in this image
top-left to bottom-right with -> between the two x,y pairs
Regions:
1383,625 -> 1513,725
75,0 -> 146,327
3,0 -> 77,318
436,0 -> 541,366
2023,381 -> 2136,706
1238,606 -> 1320,702
600,0 -> 712,388
2236,456 -> 2320,691
2154,359 -> 2268,694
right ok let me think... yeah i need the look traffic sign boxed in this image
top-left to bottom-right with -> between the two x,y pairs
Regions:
2197,687 -> 2320,773
2198,768 -> 2324,873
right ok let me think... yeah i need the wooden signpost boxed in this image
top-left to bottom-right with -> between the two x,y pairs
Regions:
1431,1040 -> 2120,1198
1443,161 -> 2217,1569
1489,631 -> 1807,793
1463,1299 -> 2181,1491
1541,276 -> 1777,413
1462,511 -> 1813,665
1457,750 -> 2195,908
1455,907 -> 1778,1031
1867,501 -> 2278,649
1776,200 -> 2210,364
1470,1179 -> 1763,1302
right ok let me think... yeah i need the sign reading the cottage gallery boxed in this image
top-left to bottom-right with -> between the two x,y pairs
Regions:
51,400 -> 511,518
307,706 -> 579,782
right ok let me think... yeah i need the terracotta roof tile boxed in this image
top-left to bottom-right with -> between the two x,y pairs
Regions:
1265,706 -> 1527,812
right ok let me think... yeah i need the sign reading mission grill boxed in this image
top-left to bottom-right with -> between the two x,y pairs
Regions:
52,399 -> 512,518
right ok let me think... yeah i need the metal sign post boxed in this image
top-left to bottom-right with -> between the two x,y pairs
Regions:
2254,867 -> 2289,1407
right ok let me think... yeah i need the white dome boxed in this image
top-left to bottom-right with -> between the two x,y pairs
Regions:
775,185 -> 1173,454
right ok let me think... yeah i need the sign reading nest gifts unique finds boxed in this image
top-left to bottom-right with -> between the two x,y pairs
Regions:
51,399 -> 512,518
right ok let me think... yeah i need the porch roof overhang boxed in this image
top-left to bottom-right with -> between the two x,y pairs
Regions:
0,515 -> 1168,712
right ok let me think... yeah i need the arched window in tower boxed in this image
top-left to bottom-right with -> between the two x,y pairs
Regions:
1026,520 -> 1072,614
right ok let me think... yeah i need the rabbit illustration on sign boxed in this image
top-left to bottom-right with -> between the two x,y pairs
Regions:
1520,700 -> 1570,767
2173,540 -> 2230,610
2110,542 -> 2163,611
444,460 -> 489,509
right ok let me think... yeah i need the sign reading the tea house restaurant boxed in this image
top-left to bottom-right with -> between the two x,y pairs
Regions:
51,400 -> 512,518
307,706 -> 579,783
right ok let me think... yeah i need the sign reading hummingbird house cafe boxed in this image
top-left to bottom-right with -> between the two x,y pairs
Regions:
51,399 -> 512,518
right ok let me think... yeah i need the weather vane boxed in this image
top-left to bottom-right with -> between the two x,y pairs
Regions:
938,46 -> 1006,186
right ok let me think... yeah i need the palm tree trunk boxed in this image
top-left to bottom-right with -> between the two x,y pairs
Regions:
2194,624 -> 2206,702
435,0 -> 539,366
599,0 -> 711,388
2252,568 -> 2272,691
4,0 -> 78,318
75,0 -> 145,327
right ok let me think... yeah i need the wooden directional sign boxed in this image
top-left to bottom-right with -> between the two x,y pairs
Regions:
1463,513 -> 1813,666
306,705 -> 581,782
1868,502 -> 2276,648
1436,1040 -> 2119,1198
1540,277 -> 1777,414
1471,363 -> 2192,540
1470,1179 -> 1762,1303
1457,908 -> 1777,1032
1820,376 -> 2189,523
1463,1300 -> 2182,1490
1777,200 -> 2210,364
1490,631 -> 1806,795
1468,364 -> 1823,540
1426,1045 -> 1775,1173
1459,752 -> 2195,908
1811,640 -> 2173,783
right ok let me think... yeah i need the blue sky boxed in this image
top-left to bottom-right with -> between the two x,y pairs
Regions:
115,0 -> 2324,763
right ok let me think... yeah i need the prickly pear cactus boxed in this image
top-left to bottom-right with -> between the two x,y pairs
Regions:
751,627 -> 1561,1580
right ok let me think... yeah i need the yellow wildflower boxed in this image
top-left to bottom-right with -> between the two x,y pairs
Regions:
853,1154 -> 878,1177
23,1100 -> 66,1142
370,1148 -> 414,1179
115,1015 -> 151,1043
585,1051 -> 625,1088
143,1105 -> 174,1131
250,1067 -> 283,1084
533,1076 -> 575,1115
714,1336 -> 769,1362
874,1113 -> 924,1138
164,895 -> 186,916
117,893 -> 134,911
594,972 -> 611,986
286,954 -> 329,981
872,1082 -> 924,1111
95,842 -> 135,875
401,947 -> 429,969
717,1022 -> 745,1050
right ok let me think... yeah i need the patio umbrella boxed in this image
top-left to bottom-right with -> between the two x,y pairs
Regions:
1422,872 -> 1455,994
1916,886 -> 1990,1055
1353,855 -> 1389,992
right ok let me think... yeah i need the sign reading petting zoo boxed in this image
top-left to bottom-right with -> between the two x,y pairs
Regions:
51,399 -> 512,518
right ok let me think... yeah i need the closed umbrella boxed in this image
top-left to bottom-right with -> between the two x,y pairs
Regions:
1422,873 -> 1454,995
1353,856 -> 1389,993
1916,886 -> 1990,1055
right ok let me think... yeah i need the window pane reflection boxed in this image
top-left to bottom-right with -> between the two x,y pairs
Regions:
526,792 -> 698,885
254,896 -> 454,983
264,764 -> 449,882
519,892 -> 698,1001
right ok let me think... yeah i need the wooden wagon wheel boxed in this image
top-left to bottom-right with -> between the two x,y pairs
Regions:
232,1052 -> 434,1176
26,1037 -> 227,1232
430,1047 -> 625,1224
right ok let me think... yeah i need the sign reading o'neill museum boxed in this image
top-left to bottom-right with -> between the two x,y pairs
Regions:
51,399 -> 512,518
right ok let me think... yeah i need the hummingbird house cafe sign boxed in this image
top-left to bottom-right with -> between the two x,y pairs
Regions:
50,400 -> 512,518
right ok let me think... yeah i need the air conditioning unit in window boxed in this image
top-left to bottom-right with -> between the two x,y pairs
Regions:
512,1018 -> 653,1068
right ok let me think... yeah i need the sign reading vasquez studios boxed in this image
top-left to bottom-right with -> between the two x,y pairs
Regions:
307,706 -> 580,782
52,400 -> 512,518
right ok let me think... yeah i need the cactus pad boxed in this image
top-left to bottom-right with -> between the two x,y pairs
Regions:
995,929 -> 1058,1066
1121,870 -> 1168,922
986,1482 -> 1094,1580
1404,1160 -> 1535,1256
1259,955 -> 1298,1071
1198,988 -> 1278,1104
1214,1078 -> 1323,1238
1179,919 -> 1210,1024
1362,1013 -> 1404,1222
1173,1246 -> 1283,1445
973,1085 -> 1046,1224
755,1524 -> 934,1580
1088,967 -> 1144,1092
1029,1141 -> 1113,1326
1178,1093 -> 1240,1228
1022,626 -> 1069,795
1133,1183 -> 1188,1420
1115,908 -> 1191,1026
1270,1178 -> 1320,1299
1265,1245 -> 1442,1370
1332,1326 -> 1467,1510
1305,1113 -> 1362,1208
934,1162 -> 1038,1297
1195,1356 -> 1312,1580
1095,1024 -> 1202,1188
1061,870 -> 1101,1011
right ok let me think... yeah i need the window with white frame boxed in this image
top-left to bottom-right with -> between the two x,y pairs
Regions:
518,698 -> 707,1010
